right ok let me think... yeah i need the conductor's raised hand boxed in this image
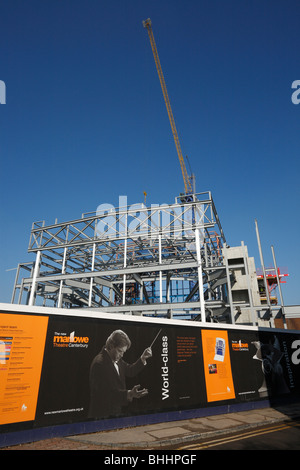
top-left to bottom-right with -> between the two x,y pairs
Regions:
141,347 -> 152,363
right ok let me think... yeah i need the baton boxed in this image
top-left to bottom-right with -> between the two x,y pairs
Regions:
149,328 -> 162,349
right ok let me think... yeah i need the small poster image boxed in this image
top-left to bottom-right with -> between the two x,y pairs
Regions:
0,313 -> 48,425
201,329 -> 236,403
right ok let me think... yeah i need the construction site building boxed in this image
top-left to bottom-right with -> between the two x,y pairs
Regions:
11,191 -> 289,328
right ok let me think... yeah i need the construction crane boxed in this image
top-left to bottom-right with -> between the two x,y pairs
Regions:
143,18 -> 193,196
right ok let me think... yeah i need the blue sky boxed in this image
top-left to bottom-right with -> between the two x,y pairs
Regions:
0,0 -> 299,306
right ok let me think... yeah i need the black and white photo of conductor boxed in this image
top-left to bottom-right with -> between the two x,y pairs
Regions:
88,329 -> 152,418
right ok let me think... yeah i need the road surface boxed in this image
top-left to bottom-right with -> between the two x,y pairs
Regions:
178,419 -> 300,450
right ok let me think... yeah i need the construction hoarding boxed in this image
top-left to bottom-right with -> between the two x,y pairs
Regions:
0,304 -> 300,436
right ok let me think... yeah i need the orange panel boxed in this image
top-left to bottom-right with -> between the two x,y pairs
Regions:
0,313 -> 48,425
201,329 -> 236,402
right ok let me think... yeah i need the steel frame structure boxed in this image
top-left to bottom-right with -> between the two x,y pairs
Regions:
11,192 -> 240,322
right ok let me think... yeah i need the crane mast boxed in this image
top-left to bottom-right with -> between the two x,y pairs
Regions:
143,18 -> 193,195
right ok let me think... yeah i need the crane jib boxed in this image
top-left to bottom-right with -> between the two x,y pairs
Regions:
143,18 -> 193,195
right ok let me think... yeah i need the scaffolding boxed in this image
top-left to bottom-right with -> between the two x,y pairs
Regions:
11,191 -> 288,327
257,266 -> 289,305
12,192 -> 237,321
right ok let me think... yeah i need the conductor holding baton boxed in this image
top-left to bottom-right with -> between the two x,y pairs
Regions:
88,329 -> 152,418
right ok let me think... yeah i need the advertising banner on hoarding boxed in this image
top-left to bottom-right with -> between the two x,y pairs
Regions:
201,329 -> 236,402
34,316 -> 208,426
0,309 -> 300,431
0,314 -> 48,425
